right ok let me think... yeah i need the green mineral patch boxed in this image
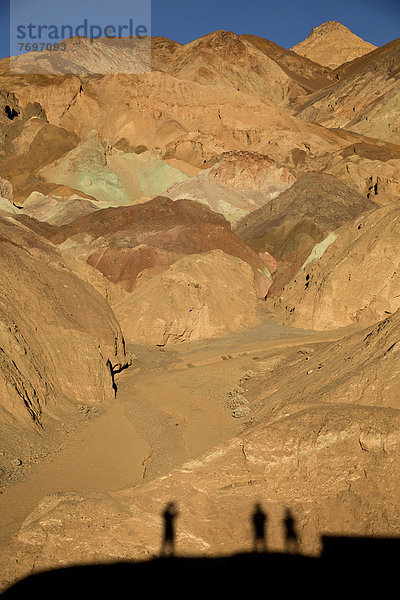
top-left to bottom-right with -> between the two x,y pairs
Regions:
107,152 -> 189,202
41,132 -> 189,205
300,232 -> 338,271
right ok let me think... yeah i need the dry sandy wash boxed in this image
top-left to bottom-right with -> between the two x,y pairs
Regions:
0,19 -> 399,594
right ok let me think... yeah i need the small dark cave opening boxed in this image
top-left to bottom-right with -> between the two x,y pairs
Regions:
4,105 -> 18,120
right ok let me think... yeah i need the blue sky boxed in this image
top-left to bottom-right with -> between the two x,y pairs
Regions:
0,0 -> 399,59
151,0 -> 400,47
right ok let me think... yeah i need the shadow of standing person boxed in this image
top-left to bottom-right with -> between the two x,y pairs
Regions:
160,502 -> 179,557
283,508 -> 299,554
252,503 -> 268,553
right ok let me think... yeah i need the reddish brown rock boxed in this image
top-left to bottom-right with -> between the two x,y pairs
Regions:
45,196 -> 271,297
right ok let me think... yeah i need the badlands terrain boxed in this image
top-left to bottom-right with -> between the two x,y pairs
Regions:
0,20 -> 400,592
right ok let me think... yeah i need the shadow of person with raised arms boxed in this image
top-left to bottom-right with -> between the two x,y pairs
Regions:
160,501 -> 179,557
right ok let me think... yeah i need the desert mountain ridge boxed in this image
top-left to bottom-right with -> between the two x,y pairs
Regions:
0,18 -> 399,594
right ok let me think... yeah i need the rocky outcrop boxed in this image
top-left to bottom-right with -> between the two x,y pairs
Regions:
114,250 -> 259,344
248,308 -> 400,415
0,28 -> 390,208
0,197 -> 19,214
0,37 -> 364,193
283,140 -> 400,206
0,177 -> 13,202
153,30 -> 334,104
235,172 -> 375,295
273,199 -> 400,329
322,143 -> 400,206
0,215 -> 130,483
207,151 -> 295,191
0,104 -> 80,202
8,36 -> 151,77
